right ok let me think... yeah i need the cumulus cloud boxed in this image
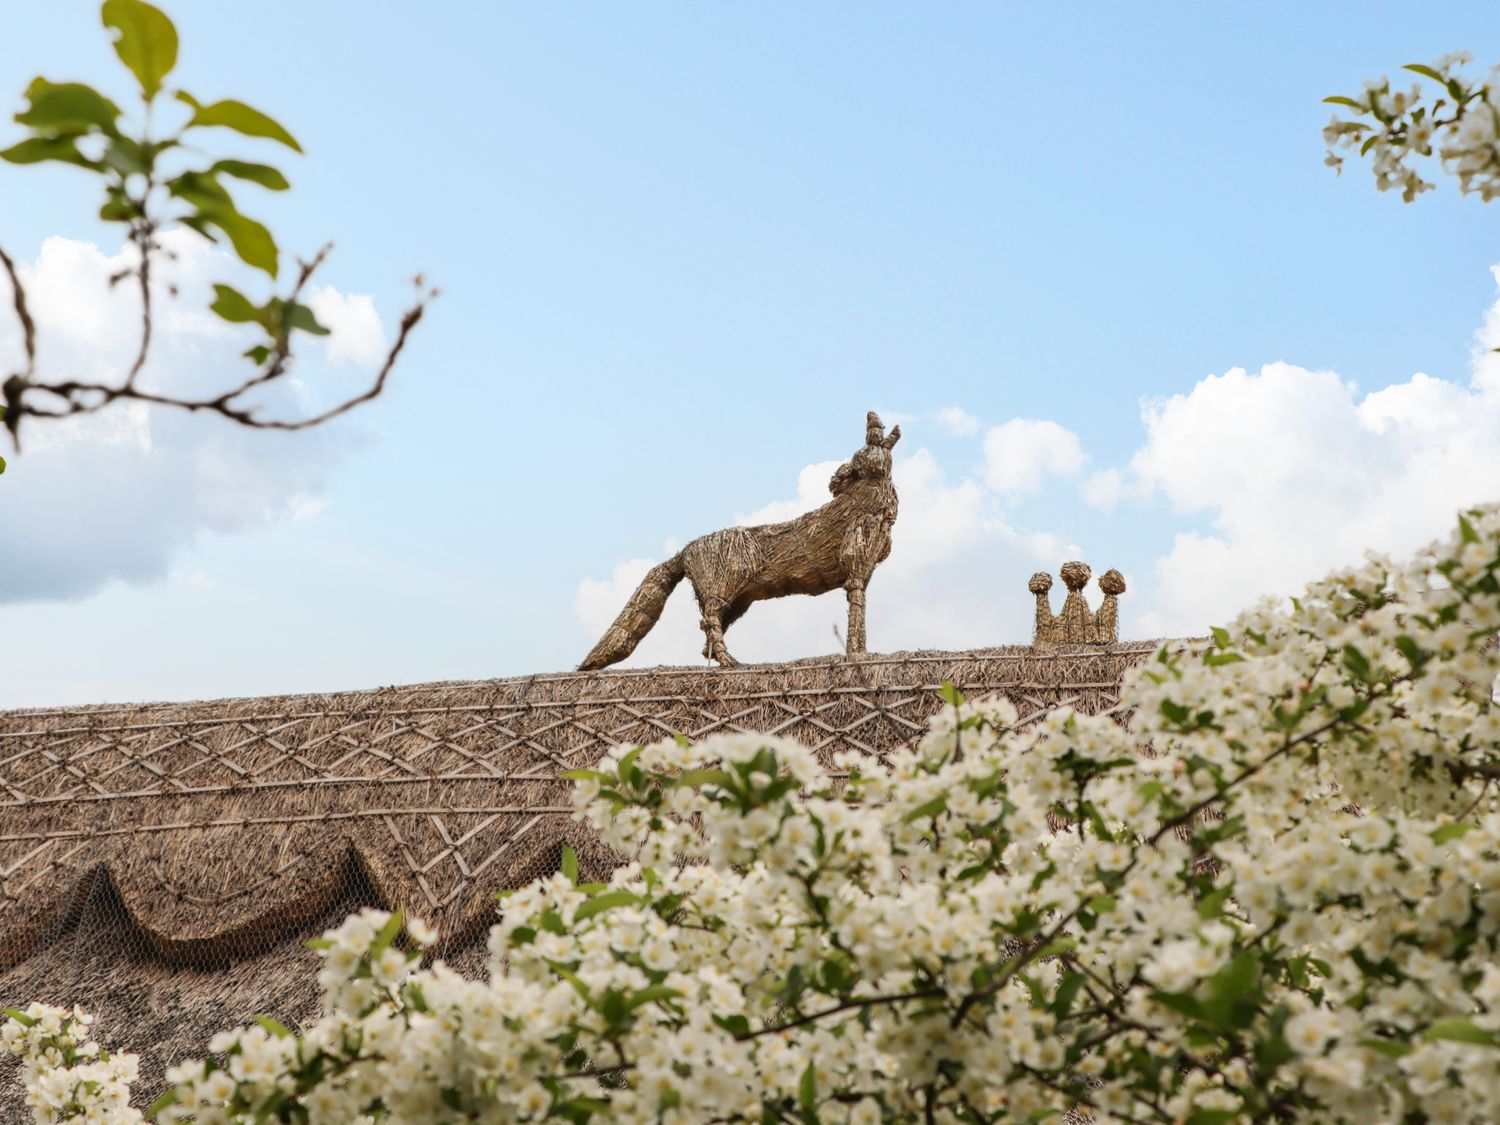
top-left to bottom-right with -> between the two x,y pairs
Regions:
1081,467 -> 1125,512
308,285 -> 387,368
578,271 -> 1500,662
1099,267 -> 1500,635
574,440 -> 1083,667
0,232 -> 390,604
982,418 -> 1087,496
933,405 -> 980,436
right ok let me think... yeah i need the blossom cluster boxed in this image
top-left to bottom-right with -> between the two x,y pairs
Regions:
1,1002 -> 142,1124
1323,52 -> 1500,201
13,504 -> 1500,1121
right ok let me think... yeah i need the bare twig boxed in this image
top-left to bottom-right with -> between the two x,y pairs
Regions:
1,236 -> 434,444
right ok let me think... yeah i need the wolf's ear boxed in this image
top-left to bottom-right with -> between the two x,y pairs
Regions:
883,425 -> 901,449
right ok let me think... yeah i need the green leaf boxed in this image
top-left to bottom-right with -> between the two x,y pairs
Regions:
561,843 -> 579,885
617,745 -> 645,787
626,985 -> 682,1010
0,136 -> 99,168
1203,951 -> 1260,1029
210,283 -> 262,325
1459,512 -> 1480,544
15,79 -> 121,134
1341,644 -> 1372,680
1395,635 -> 1427,669
167,168 -> 234,209
211,159 -> 289,191
205,206 -> 279,277
713,1012 -> 750,1037
675,768 -> 734,788
797,1060 -> 817,1118
560,768 -> 614,782
180,94 -> 302,152
146,1089 -> 180,1115
1404,63 -> 1446,83
1432,822 -> 1475,845
101,0 -> 178,100
403,982 -> 429,1012
1151,989 -> 1206,1021
1425,1018 -> 1500,1046
253,1015 -> 291,1038
1359,1037 -> 1413,1059
0,454 -> 6,476
280,300 -> 329,335
252,1090 -> 288,1122
102,135 -> 147,175
1031,937 -> 1077,960
902,795 -> 948,823
1196,884 -> 1234,920
938,680 -> 966,707
1323,95 -> 1366,109
3,1007 -> 38,1027
368,910 -> 404,959
1052,970 -> 1084,1018
573,890 -> 641,923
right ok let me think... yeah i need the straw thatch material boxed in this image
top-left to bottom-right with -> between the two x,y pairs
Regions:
0,642 -> 1161,1111
581,412 -> 902,669
1030,563 -> 1127,645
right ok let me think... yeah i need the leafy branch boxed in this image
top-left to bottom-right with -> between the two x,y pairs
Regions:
0,0 -> 435,454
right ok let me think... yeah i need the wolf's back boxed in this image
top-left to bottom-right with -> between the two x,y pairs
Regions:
578,551 -> 687,671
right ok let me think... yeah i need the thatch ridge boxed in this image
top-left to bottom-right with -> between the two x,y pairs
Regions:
0,645 -> 1162,960
0,644 -> 1163,972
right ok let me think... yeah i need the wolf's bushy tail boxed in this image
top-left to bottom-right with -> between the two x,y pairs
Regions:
578,551 -> 686,671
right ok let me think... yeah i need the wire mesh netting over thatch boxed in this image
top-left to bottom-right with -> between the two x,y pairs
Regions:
0,642 -> 1162,1110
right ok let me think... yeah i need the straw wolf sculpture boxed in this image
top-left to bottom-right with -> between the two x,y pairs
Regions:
581,412 -> 902,669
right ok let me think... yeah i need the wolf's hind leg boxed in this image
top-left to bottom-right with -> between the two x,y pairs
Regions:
698,597 -> 739,666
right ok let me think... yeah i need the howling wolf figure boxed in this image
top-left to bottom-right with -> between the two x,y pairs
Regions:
580,412 -> 901,670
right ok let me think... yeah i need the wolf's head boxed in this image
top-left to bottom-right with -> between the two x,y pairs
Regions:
829,411 -> 900,495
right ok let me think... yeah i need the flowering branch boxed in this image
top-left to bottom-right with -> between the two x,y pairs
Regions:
1323,51 -> 1500,202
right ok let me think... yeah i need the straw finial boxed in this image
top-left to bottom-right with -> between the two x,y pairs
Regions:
1092,569 -> 1126,644
1028,562 -> 1127,646
1029,571 -> 1058,645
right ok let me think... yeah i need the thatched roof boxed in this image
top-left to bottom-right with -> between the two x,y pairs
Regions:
0,643 -> 1159,1108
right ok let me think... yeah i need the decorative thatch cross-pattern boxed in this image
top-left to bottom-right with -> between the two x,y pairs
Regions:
0,644 -> 1159,968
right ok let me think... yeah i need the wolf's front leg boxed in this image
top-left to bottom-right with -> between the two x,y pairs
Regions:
845,581 -> 867,655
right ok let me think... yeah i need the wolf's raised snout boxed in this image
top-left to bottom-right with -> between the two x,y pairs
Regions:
579,412 -> 901,670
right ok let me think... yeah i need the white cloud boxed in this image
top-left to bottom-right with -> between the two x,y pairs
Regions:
735,461 -> 842,525
1081,467 -> 1125,512
0,233 -> 390,604
575,442 -> 1083,668
982,418 -> 1087,495
584,269 -> 1500,663
933,405 -> 980,436
308,285 -> 387,369
1104,274 -> 1500,635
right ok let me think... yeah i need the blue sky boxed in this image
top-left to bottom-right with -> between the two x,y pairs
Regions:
4,2 -> 1500,707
